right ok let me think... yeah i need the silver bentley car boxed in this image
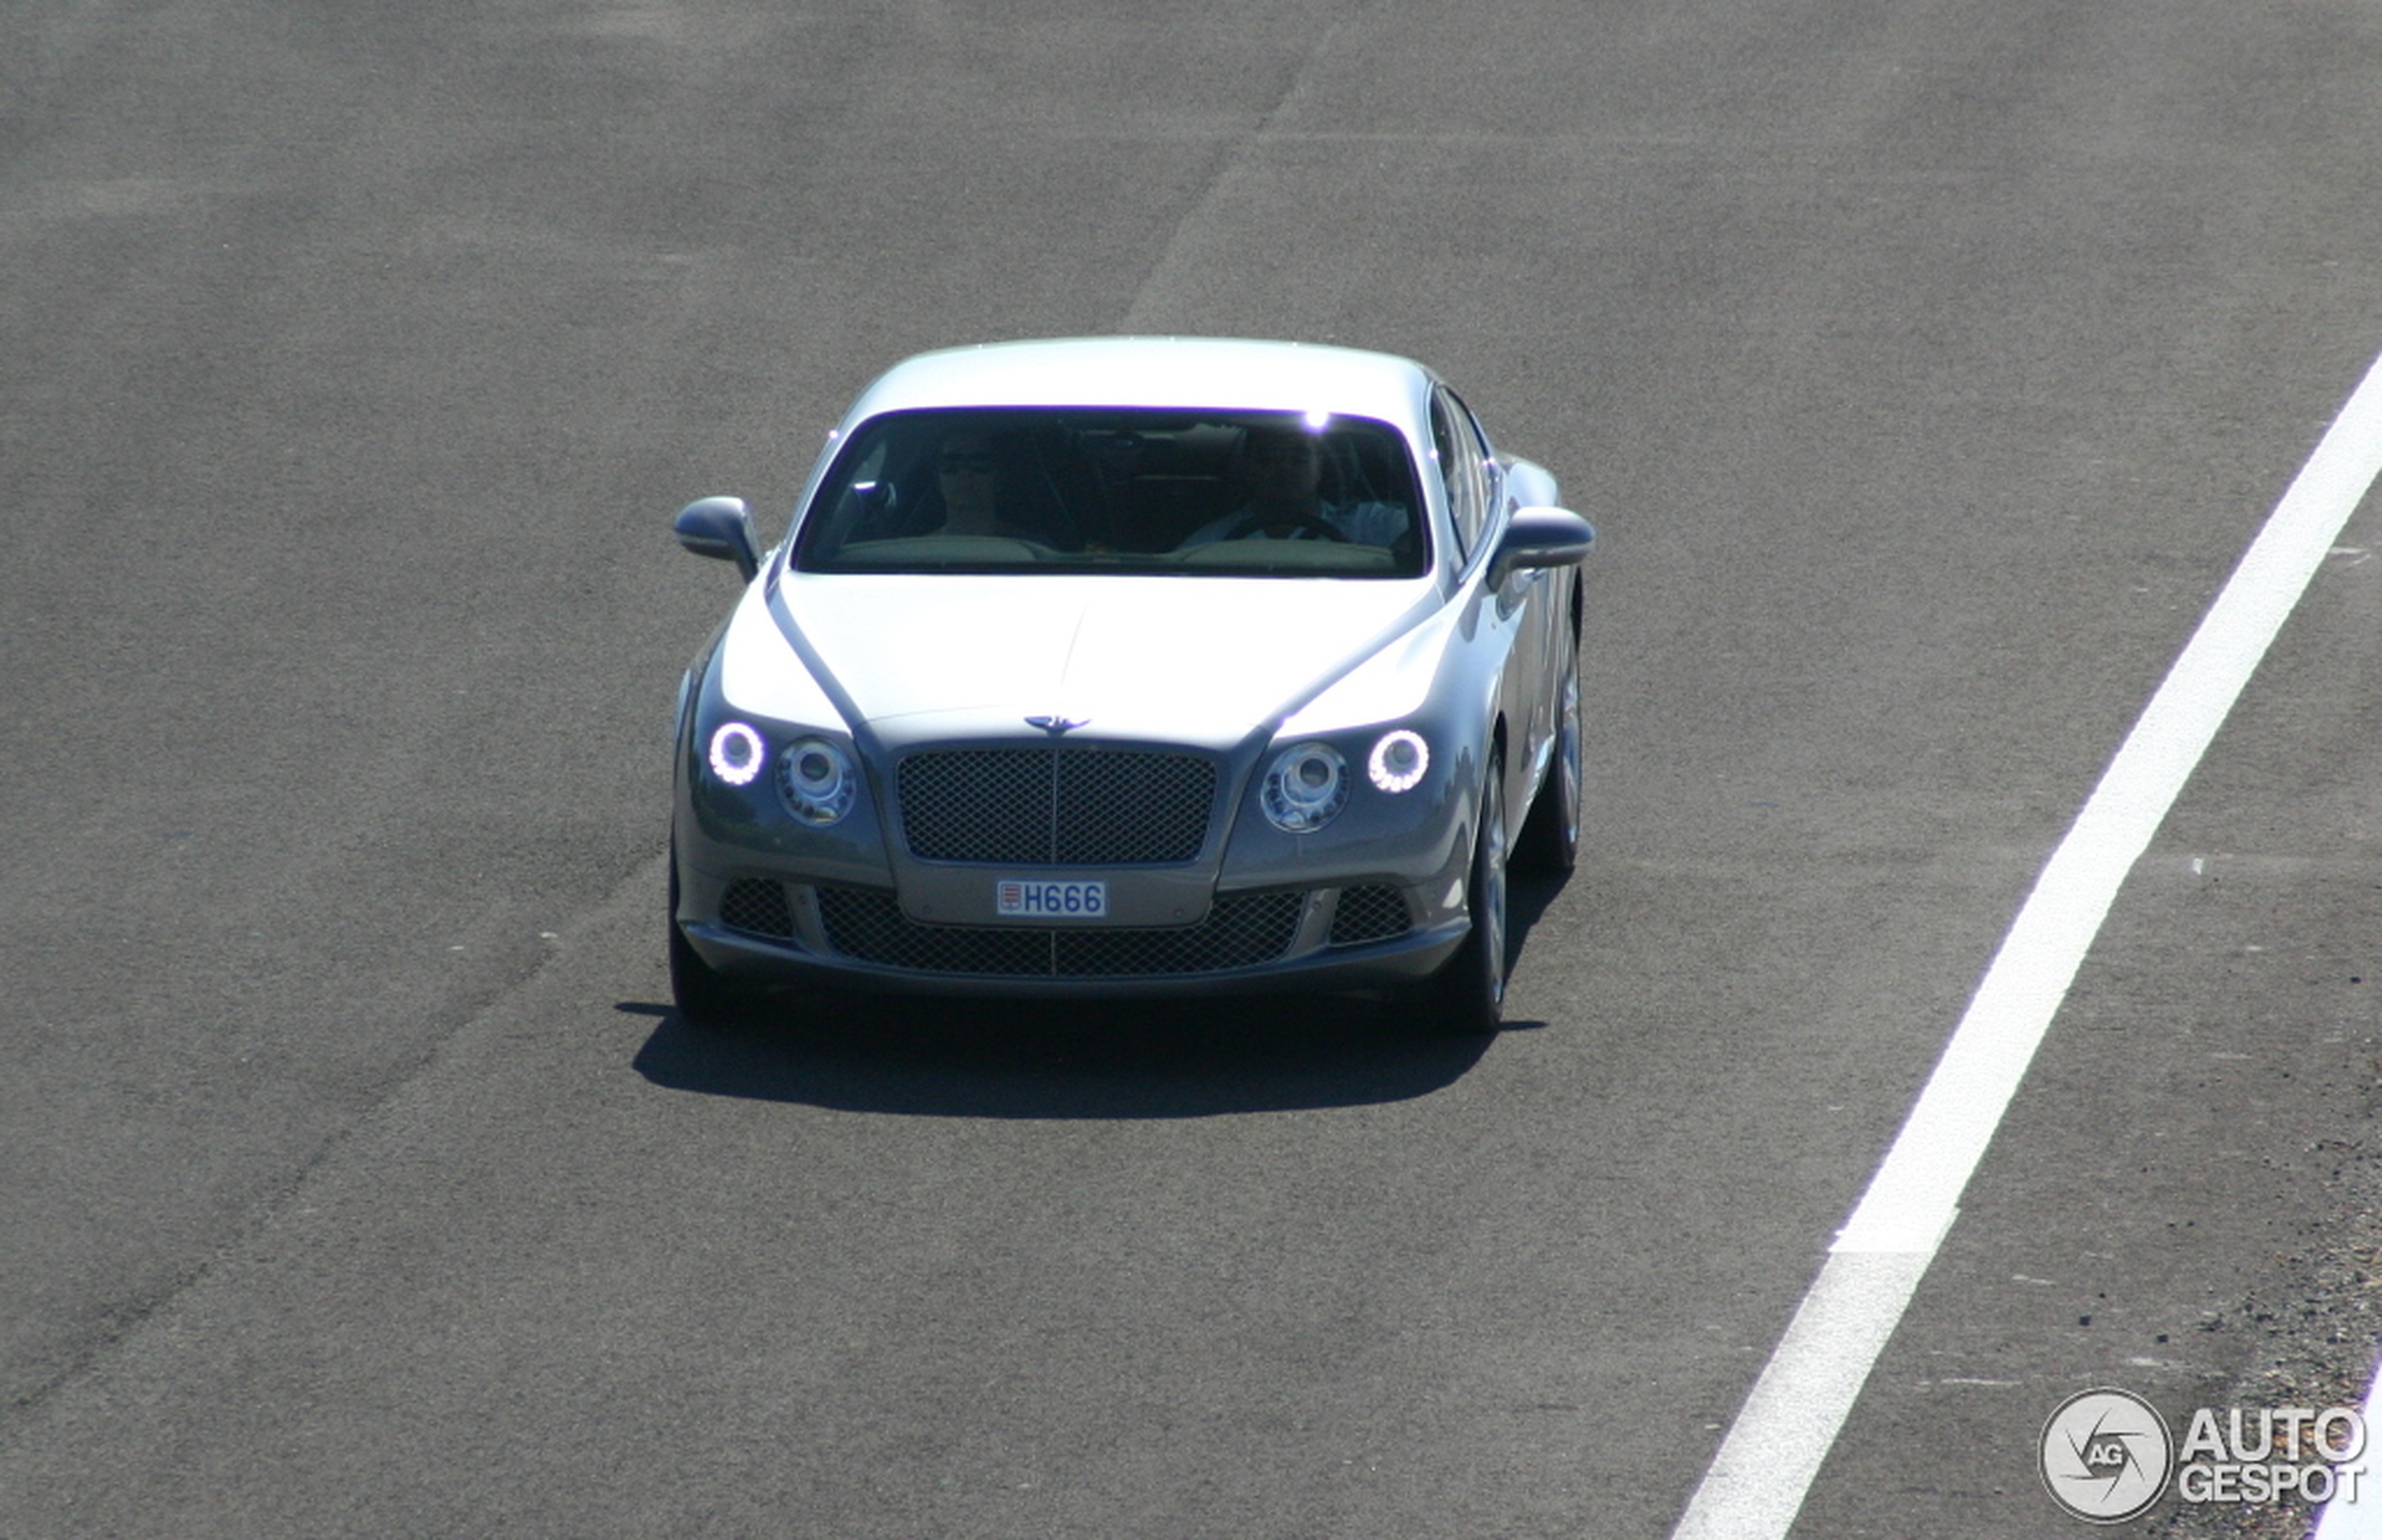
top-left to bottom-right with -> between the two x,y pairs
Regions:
668,338 -> 1593,1033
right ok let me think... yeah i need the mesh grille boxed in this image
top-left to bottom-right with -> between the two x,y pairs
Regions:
1329,884 -> 1411,946
897,748 -> 1215,865
719,878 -> 796,940
816,887 -> 1302,977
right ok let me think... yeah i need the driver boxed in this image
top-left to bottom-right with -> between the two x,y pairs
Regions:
1177,425 -> 1407,549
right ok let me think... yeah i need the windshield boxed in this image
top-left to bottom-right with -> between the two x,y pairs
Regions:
791,408 -> 1427,578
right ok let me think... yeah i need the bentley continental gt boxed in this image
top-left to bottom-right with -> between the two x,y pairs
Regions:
668,337 -> 1593,1034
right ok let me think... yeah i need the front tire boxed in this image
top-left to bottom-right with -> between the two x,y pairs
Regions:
1410,748 -> 1509,1036
1514,642 -> 1581,876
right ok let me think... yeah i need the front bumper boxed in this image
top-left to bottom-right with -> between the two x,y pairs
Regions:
673,865 -> 1468,1000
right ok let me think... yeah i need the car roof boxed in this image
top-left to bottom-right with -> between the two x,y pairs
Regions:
837,337 -> 1439,438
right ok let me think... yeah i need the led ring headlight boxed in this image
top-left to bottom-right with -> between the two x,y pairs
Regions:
1367,729 -> 1429,793
1261,741 -> 1349,833
707,721 -> 766,787
778,735 -> 858,825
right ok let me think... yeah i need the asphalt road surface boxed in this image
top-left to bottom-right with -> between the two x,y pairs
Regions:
6,2 -> 2381,1536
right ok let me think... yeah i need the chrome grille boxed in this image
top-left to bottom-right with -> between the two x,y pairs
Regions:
816,887 -> 1302,977
897,748 -> 1215,865
1329,884 -> 1411,946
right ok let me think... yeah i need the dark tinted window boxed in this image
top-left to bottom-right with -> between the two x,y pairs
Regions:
791,409 -> 1426,579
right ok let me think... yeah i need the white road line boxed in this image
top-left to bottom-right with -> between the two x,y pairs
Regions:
2314,1347 -> 2382,1537
1671,344 -> 2382,1540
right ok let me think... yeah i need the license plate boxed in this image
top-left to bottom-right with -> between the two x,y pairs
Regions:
995,879 -> 1108,919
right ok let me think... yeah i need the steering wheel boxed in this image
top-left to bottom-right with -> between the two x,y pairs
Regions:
1223,510 -> 1349,542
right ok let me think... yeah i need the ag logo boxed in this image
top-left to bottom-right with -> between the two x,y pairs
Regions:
2041,1388 -> 2174,1524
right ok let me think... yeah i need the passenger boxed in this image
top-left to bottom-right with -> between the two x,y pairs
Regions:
930,431 -> 1022,537
925,429 -> 1081,551
1178,425 -> 1407,549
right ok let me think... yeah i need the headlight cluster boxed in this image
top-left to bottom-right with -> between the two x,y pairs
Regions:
778,734 -> 858,825
1261,743 -> 1349,833
1367,729 -> 1429,793
1260,728 -> 1431,834
707,722 -> 767,786
705,721 -> 858,826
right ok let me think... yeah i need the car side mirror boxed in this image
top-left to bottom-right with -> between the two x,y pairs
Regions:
672,496 -> 761,582
1485,506 -> 1594,588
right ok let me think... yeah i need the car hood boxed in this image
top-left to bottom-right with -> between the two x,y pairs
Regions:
772,573 -> 1435,747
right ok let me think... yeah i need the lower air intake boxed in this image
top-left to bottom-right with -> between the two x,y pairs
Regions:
816,887 -> 1302,977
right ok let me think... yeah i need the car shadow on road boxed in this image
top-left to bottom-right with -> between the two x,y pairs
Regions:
625,990 -> 1522,1118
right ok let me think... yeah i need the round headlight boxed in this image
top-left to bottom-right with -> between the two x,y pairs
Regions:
777,735 -> 858,825
1261,742 -> 1349,833
1367,729 -> 1429,793
707,721 -> 766,787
